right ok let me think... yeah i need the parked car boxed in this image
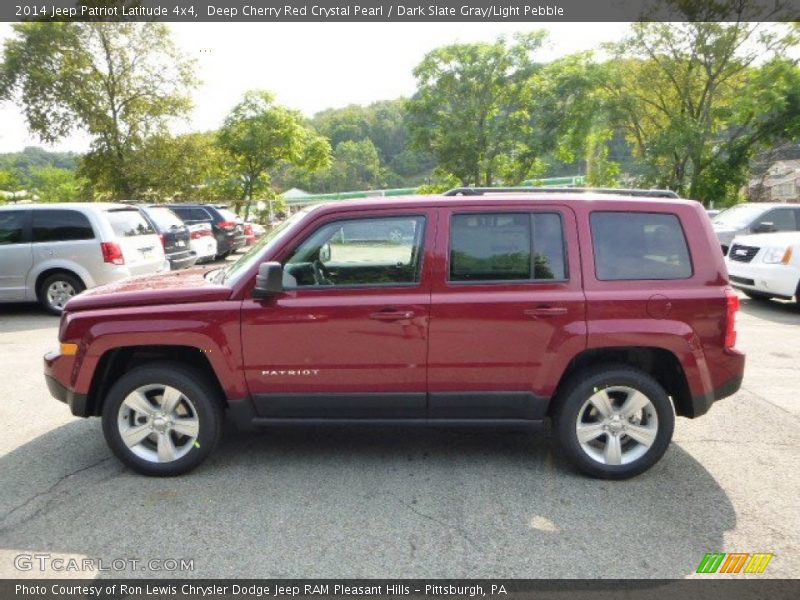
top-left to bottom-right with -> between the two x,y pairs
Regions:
0,203 -> 167,314
712,202 -> 800,254
135,205 -> 197,270
165,204 -> 246,258
726,231 -> 800,303
187,222 -> 217,264
706,209 -> 721,218
44,188 -> 744,479
244,223 -> 256,246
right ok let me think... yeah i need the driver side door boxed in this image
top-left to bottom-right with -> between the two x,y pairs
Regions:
240,209 -> 436,419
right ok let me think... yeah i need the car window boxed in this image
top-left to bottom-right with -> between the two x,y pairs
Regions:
283,216 -> 425,288
758,208 -> 797,232
145,207 -> 184,231
711,204 -> 767,229
217,208 -> 239,222
32,209 -> 94,243
591,212 -> 692,280
106,209 -> 156,237
448,212 -> 566,282
171,207 -> 211,223
0,210 -> 27,245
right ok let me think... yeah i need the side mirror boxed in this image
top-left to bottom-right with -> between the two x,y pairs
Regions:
319,242 -> 331,263
752,221 -> 776,234
252,262 -> 283,299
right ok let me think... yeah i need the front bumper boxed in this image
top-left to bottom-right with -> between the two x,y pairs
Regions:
727,261 -> 799,298
44,350 -> 90,417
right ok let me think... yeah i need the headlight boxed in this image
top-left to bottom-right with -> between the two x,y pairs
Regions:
762,246 -> 793,264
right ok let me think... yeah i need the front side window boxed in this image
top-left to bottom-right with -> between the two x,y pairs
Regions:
0,210 -> 27,245
283,216 -> 425,288
32,210 -> 94,242
757,208 -> 797,232
591,212 -> 692,280
449,212 -> 567,282
107,209 -> 156,237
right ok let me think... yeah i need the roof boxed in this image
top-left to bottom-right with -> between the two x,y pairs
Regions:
301,192 -> 701,216
0,202 -> 132,210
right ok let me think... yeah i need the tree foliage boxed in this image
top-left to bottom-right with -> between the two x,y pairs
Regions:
407,32 -> 546,186
604,21 -> 800,201
217,90 -> 331,217
0,22 -> 197,198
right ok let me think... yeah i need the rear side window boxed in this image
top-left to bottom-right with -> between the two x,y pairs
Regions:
591,212 -> 692,280
216,208 -> 239,222
32,209 -> 94,242
0,210 -> 27,245
107,210 -> 155,237
449,212 -> 566,282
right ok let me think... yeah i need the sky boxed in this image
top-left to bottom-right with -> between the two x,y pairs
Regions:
0,22 -> 631,154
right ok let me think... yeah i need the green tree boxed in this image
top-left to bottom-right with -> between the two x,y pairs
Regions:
314,139 -> 385,192
27,166 -> 85,202
605,20 -> 800,202
407,32 -> 546,186
217,90 -> 331,218
0,22 -> 196,198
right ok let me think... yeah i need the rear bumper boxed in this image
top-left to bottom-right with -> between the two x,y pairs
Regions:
691,368 -> 744,417
167,251 -> 198,270
44,351 -> 90,417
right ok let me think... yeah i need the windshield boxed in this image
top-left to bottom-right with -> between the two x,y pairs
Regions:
222,208 -> 314,285
712,204 -> 767,229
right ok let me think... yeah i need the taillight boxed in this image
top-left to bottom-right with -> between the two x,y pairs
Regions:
159,233 -> 166,249
245,224 -> 253,235
724,288 -> 739,349
101,242 -> 125,265
219,220 -> 236,230
190,229 -> 211,240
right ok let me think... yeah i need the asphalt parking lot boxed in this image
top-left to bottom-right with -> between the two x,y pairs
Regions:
0,287 -> 798,579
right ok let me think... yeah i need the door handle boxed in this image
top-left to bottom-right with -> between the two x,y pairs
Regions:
524,306 -> 568,318
369,310 -> 415,321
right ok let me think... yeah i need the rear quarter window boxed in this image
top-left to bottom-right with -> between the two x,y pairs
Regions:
591,212 -> 693,280
106,210 -> 156,237
32,209 -> 94,242
0,210 -> 27,245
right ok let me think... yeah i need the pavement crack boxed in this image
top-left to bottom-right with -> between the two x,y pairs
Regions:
386,493 -> 480,551
0,456 -> 113,532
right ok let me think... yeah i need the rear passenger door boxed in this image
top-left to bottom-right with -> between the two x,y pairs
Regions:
427,206 -> 586,419
0,210 -> 32,301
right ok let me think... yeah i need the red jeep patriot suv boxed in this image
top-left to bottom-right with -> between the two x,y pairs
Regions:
44,189 -> 745,479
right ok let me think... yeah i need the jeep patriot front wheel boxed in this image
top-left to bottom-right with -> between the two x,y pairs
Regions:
102,363 -> 223,476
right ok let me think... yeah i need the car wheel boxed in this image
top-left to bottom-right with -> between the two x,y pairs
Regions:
101,363 -> 223,476
216,251 -> 230,260
38,272 -> 84,315
743,290 -> 773,301
554,365 -> 675,479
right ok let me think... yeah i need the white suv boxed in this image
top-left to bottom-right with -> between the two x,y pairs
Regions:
0,203 -> 168,314
726,231 -> 800,303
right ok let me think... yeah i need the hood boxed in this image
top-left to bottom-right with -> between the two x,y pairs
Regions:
731,231 -> 800,248
65,267 -> 231,312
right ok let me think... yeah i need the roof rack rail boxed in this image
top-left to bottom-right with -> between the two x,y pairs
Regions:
443,186 -> 680,199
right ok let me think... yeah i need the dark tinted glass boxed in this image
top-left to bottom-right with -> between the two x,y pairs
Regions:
591,212 -> 692,280
107,209 -> 155,237
144,207 -> 184,230
532,213 -> 567,280
171,207 -> 211,223
450,213 -> 532,281
759,208 -> 798,232
0,211 -> 26,245
32,209 -> 94,242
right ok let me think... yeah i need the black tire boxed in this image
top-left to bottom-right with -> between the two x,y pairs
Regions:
743,290 -> 774,301
101,363 -> 223,476
216,251 -> 230,260
38,272 -> 85,315
553,365 -> 675,480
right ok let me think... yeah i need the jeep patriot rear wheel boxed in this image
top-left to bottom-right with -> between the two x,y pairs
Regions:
101,363 -> 223,476
554,366 -> 675,479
